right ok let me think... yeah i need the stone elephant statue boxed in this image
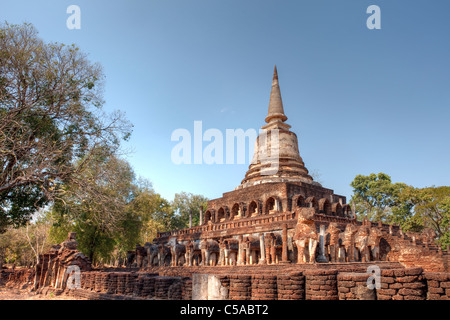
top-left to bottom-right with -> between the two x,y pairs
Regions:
355,226 -> 370,262
167,237 -> 186,266
144,242 -> 159,267
368,227 -> 383,261
126,250 -> 136,268
325,223 -> 343,263
135,244 -> 147,268
157,244 -> 171,266
240,235 -> 261,265
222,238 -> 239,266
293,207 -> 318,264
263,233 -> 282,265
185,240 -> 201,266
200,239 -> 219,266
343,223 -> 359,262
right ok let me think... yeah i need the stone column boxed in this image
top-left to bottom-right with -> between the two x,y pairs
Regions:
270,244 -> 276,264
317,224 -> 329,263
189,210 -> 192,228
281,224 -> 290,263
237,235 -> 244,265
259,233 -> 266,264
199,206 -> 203,226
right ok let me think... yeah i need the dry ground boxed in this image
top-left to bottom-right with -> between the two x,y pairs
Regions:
0,285 -> 80,300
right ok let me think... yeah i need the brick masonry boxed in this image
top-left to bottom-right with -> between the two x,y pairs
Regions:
2,266 -> 449,300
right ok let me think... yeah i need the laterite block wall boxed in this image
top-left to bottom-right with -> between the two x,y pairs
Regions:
2,267 -> 450,300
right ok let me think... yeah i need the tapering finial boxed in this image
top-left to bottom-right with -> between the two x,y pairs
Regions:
265,65 -> 287,123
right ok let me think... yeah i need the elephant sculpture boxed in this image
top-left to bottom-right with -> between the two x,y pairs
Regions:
293,207 -> 318,264
157,244 -> 171,266
343,223 -> 358,262
222,238 -> 239,266
167,237 -> 186,267
126,250 -> 136,268
237,235 -> 261,265
135,244 -> 147,268
355,226 -> 370,262
218,238 -> 226,266
368,227 -> 383,261
144,242 -> 159,267
326,223 -> 342,262
185,240 -> 201,266
200,238 -> 219,266
263,233 -> 282,265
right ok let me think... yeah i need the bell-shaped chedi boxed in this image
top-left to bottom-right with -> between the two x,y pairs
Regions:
237,66 -> 319,189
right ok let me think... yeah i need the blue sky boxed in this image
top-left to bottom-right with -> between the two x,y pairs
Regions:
1,0 -> 449,202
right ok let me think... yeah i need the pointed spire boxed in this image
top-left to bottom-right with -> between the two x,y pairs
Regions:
265,65 -> 288,123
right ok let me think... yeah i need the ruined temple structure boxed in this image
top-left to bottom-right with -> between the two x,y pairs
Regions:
148,66 -> 449,273
3,67 -> 450,301
33,232 -> 92,292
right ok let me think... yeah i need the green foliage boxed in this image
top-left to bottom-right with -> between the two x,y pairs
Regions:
350,173 -> 450,249
0,209 -> 52,266
350,173 -> 407,222
411,187 -> 450,249
171,192 -> 208,230
48,156 -> 186,265
0,184 -> 48,232
0,227 -> 32,266
0,22 -> 131,230
126,184 -> 175,244
50,154 -> 136,263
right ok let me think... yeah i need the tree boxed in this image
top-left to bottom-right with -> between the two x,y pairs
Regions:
395,186 -> 450,249
350,173 -> 450,249
51,154 -> 136,264
0,22 -> 131,230
24,209 -> 52,266
0,226 -> 34,267
350,173 -> 407,222
388,185 -> 424,232
171,192 -> 208,229
126,183 -> 175,244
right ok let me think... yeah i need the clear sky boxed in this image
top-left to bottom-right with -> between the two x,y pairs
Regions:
1,0 -> 449,202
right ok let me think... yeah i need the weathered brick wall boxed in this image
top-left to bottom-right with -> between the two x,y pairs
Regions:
167,278 -> 183,300
337,272 -> 376,300
181,277 -> 192,300
2,266 -> 450,300
304,270 -> 338,300
133,274 -> 144,296
377,268 -> 426,300
251,275 -> 277,300
229,275 -> 252,300
0,268 -> 34,288
387,243 -> 448,272
116,273 -> 127,295
155,277 -> 175,299
277,272 -> 305,300
94,272 -> 109,292
77,271 -> 187,300
425,273 -> 450,300
106,272 -> 117,294
142,276 -> 156,298
82,272 -> 94,291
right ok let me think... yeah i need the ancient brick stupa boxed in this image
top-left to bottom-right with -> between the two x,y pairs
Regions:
6,67 -> 448,303
201,65 -> 350,226
153,66 -> 355,265
151,66 -> 448,273
238,65 -> 317,189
